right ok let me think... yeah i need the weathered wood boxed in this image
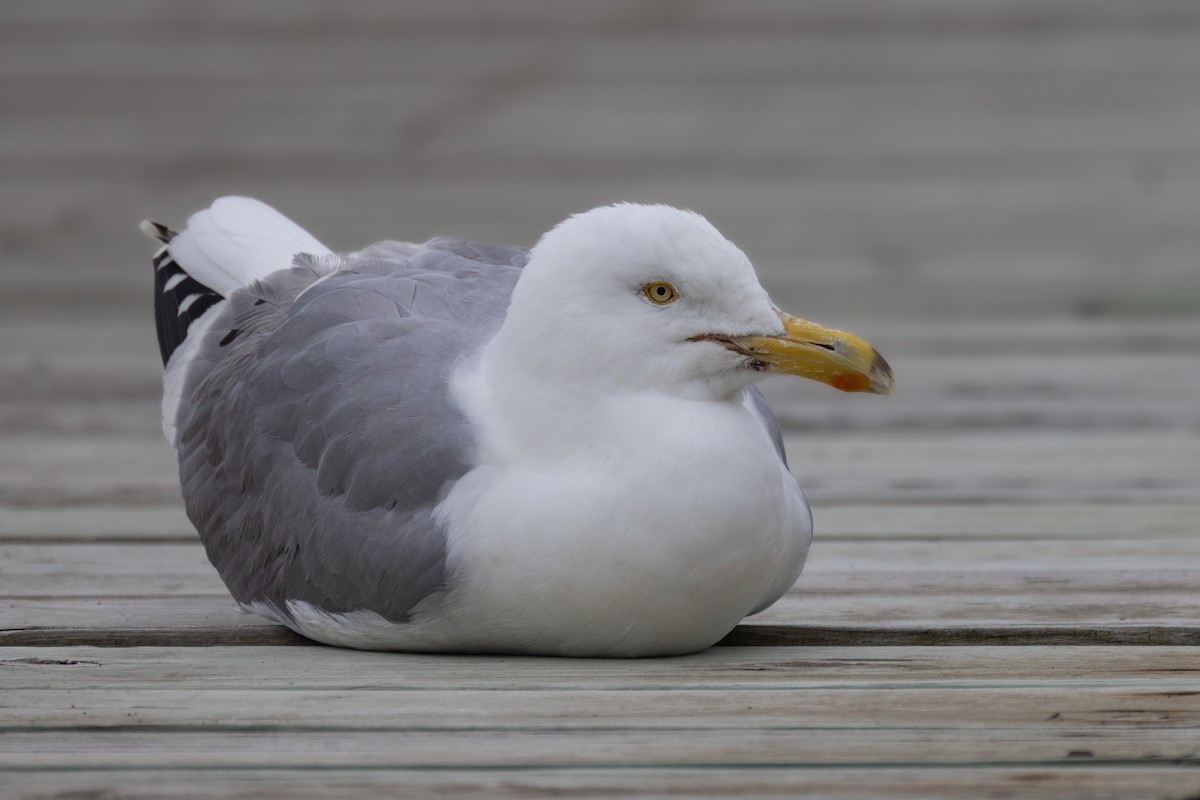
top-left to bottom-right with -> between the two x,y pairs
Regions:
8,537 -> 1197,593
2,728 -> 1198,769
1,543 -> 222,596
4,669 -> 1198,798
5,616 -> 1198,649
8,317 -> 1197,362
4,2 -> 1200,797
23,684 -> 1195,731
2,503 -> 1195,543
815,503 -> 1200,539
4,431 -> 1197,507
3,645 -> 1198,733
7,352 -> 1200,436
0,598 -> 295,646
0,435 -> 179,507
723,624 -> 1200,648
2,645 -> 1196,688
4,766 -> 1199,800
10,536 -> 1200,597
783,432 -> 1200,504
4,527 -> 1197,648
0,506 -> 195,543
4,536 -> 1198,644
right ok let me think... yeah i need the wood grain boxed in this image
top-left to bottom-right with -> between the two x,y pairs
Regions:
1,644 -> 1195,688
3,1 -> 1200,797
2,647 -> 1197,798
5,767 -> 1199,800
3,532 -> 1198,647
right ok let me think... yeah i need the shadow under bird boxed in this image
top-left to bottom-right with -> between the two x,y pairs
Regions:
144,198 -> 893,657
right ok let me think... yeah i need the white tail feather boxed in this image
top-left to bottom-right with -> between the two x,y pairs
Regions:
167,197 -> 332,296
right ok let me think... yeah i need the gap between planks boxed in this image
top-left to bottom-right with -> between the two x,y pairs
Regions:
3,623 -> 1199,649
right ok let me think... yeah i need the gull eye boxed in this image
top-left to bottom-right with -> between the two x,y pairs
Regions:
642,280 -> 679,305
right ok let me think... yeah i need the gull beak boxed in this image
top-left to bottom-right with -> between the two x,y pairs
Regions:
726,310 -> 894,396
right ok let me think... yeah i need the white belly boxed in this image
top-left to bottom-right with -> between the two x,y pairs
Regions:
268,393 -> 812,657
427,396 -> 812,656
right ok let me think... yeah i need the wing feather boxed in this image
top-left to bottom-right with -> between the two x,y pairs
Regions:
174,241 -> 526,621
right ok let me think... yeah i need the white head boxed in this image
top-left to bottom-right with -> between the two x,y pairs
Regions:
484,203 -> 892,407
490,204 -> 787,400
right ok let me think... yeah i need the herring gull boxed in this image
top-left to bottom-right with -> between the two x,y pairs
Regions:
143,197 -> 893,657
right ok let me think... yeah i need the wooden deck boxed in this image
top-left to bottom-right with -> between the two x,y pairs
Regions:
2,2 -> 1199,798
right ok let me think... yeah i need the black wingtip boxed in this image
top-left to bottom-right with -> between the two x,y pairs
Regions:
140,220 -> 177,244
150,230 -> 223,367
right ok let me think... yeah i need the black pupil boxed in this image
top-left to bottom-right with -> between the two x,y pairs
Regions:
655,286 -> 667,296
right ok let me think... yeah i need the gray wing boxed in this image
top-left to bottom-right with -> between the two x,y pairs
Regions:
746,386 -> 788,467
175,240 -> 527,621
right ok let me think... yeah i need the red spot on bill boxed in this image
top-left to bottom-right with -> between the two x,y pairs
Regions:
830,372 -> 869,393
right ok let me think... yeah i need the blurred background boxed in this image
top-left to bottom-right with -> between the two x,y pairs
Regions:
2,0 -> 1198,511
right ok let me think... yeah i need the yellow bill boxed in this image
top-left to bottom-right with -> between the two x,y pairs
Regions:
727,310 -> 894,396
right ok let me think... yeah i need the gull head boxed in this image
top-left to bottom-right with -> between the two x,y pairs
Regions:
491,203 -> 894,401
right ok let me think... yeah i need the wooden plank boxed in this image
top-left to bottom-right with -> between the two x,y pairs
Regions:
3,531 -> 1198,646
765,354 -> 1200,432
3,727 -> 1199,770
724,624 -> 1200,647
10,14 -> 1200,88
0,1 -> 641,34
0,33 -> 539,88
2,645 -> 1197,688
0,543 -> 221,596
426,84 -> 1200,168
6,317 -> 1198,362
9,182 -> 1200,320
3,646 -> 1196,795
8,352 -> 1200,436
5,538 -> 1200,600
842,318 -> 1200,355
4,432 -> 1197,507
4,766 -> 1198,800
7,0 -> 1200,33
0,506 -> 194,543
14,80 -> 1200,166
2,647 -> 1197,730
780,432 -> 1200,504
9,357 -> 1200,437
4,503 -> 1196,544
0,594 -> 298,646
0,434 -> 179,506
4,598 -> 1197,648
5,537 -> 1197,597
0,85 -> 446,163
815,503 -> 1200,539
4,679 -> 1198,732
6,0 -> 1200,32
5,316 -> 1198,442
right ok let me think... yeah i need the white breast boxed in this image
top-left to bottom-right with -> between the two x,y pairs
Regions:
430,390 -> 812,656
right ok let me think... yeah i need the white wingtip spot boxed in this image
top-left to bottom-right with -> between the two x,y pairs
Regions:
177,294 -> 202,314
162,272 -> 188,292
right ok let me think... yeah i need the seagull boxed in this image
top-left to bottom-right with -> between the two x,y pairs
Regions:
143,197 -> 893,657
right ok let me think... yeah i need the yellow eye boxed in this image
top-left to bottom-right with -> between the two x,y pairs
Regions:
643,280 -> 679,305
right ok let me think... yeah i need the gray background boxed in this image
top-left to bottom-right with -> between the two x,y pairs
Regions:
3,1 -> 1198,505
8,1 -> 1200,318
